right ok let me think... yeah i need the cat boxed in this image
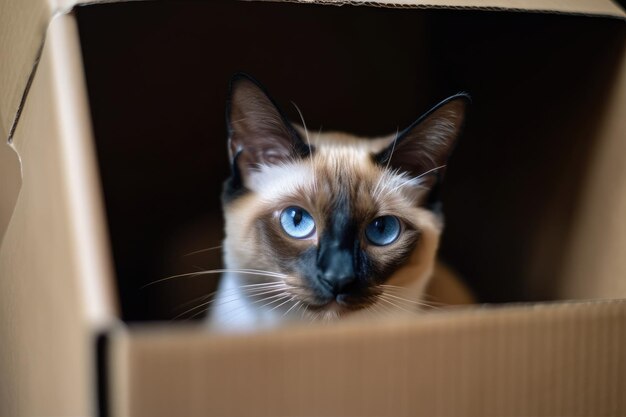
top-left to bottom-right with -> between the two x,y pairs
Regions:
207,73 -> 470,331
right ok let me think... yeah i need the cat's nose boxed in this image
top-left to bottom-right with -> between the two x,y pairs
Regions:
319,265 -> 355,296
320,271 -> 356,295
317,239 -> 356,295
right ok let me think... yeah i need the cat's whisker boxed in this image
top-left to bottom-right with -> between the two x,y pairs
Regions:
191,286 -> 287,320
365,300 -> 384,318
283,300 -> 301,317
230,268 -> 289,278
268,296 -> 296,312
249,291 -> 290,306
379,295 -> 423,311
142,268 -> 287,288
421,293 -> 449,306
377,295 -> 417,315
238,282 -> 287,289
314,126 -> 323,142
373,298 -> 396,316
183,245 -> 223,257
187,307 -> 211,321
173,299 -> 217,320
214,300 -> 260,325
379,286 -> 448,308
378,290 -> 444,310
237,280 -> 285,288
245,288 -> 287,302
296,302 -> 306,317
172,292 -> 214,312
378,291 -> 429,306
172,287 -> 252,317
371,301 -> 387,317
372,127 -> 400,199
414,164 -> 447,181
240,287 -> 288,297
291,101 -> 318,194
379,284 -> 406,290
386,176 -> 427,195
378,294 -> 420,312
229,116 -> 251,125
301,304 -> 314,322
257,293 -> 291,310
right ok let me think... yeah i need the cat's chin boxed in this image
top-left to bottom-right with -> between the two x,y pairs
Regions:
304,300 -> 349,321
304,297 -> 369,319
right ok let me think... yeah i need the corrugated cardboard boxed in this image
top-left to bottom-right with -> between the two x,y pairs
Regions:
1,1 -> 625,416
110,301 -> 626,417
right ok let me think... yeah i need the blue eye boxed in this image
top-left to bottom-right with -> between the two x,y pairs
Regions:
365,216 -> 401,246
280,206 -> 316,239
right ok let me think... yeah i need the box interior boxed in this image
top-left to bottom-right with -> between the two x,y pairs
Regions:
75,0 -> 625,322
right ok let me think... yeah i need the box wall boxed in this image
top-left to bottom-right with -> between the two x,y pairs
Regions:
110,300 -> 626,417
558,33 -> 626,299
0,14 -> 115,416
422,12 -> 626,301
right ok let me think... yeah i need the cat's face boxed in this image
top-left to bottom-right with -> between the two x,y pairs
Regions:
221,74 -> 468,319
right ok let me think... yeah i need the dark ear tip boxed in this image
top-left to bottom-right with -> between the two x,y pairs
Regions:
450,92 -> 472,105
229,72 -> 262,91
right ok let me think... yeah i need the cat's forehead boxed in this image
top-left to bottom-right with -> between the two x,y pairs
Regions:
248,141 -> 426,213
249,146 -> 375,198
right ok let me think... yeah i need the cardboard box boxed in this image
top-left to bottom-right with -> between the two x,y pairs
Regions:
1,0 -> 625,416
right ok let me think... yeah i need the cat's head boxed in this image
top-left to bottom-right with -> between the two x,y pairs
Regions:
221,73 -> 468,319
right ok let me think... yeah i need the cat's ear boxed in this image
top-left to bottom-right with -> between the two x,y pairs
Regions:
374,93 -> 470,182
226,73 -> 310,187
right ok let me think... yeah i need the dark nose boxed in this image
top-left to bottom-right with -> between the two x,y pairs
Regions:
317,247 -> 355,295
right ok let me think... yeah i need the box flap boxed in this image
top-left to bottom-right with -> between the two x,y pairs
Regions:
264,0 -> 626,17
1,0 -> 624,142
0,13 -> 117,416
109,300 -> 626,417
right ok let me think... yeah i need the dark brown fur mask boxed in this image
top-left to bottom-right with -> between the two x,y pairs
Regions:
220,74 -> 468,320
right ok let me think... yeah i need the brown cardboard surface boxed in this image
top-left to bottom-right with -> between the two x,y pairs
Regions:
110,300 -> 626,417
559,38 -> 626,299
0,13 -> 116,416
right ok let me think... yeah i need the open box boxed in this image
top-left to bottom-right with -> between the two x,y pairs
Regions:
1,0 -> 625,416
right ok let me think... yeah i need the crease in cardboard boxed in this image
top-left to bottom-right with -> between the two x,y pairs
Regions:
7,41 -> 45,145
259,0 -> 626,18
2,8 -> 74,242
6,4 -> 78,145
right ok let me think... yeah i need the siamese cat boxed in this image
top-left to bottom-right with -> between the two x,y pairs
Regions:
207,74 -> 471,330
